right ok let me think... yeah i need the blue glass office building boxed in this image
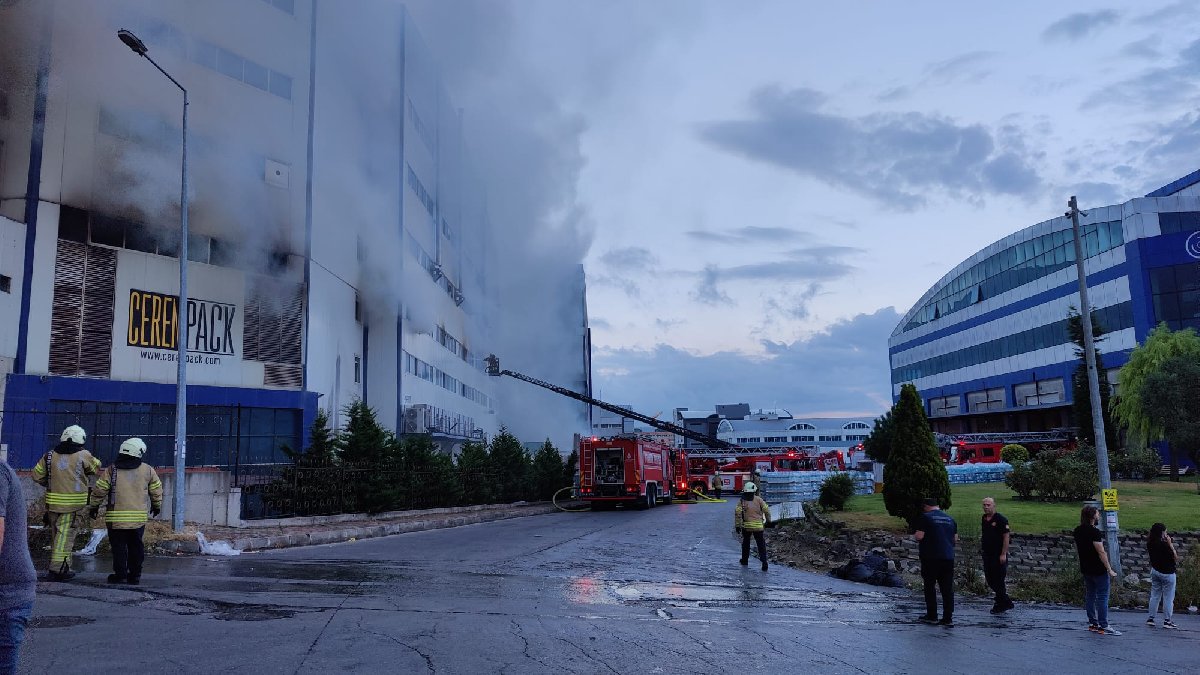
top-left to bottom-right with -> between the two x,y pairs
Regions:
889,170 -> 1200,435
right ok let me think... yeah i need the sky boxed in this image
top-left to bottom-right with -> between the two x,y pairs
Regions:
409,0 -> 1200,423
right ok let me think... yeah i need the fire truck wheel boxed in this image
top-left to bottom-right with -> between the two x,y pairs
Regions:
662,490 -> 673,505
645,485 -> 657,509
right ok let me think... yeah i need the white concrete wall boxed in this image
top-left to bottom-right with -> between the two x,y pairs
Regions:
0,216 -> 25,361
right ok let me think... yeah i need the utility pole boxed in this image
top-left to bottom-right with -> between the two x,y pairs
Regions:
1068,195 -> 1121,576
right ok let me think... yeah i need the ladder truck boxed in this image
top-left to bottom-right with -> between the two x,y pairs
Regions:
485,355 -> 734,505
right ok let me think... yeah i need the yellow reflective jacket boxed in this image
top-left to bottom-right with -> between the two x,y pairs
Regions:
91,462 -> 163,529
734,496 -> 771,532
32,444 -> 101,513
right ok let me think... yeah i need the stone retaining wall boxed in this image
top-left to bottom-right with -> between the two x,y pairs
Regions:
852,530 -> 1197,579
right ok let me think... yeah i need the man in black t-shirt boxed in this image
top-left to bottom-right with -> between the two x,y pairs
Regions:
981,497 -> 1013,613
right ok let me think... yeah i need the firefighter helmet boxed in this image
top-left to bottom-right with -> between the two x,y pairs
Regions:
742,481 -> 758,494
60,425 -> 86,445
119,438 -> 147,459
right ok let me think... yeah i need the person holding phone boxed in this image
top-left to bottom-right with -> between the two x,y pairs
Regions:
1146,522 -> 1178,629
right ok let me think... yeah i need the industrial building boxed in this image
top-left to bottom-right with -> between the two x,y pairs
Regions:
889,169 -> 1200,435
0,0 -> 590,469
673,405 -> 871,455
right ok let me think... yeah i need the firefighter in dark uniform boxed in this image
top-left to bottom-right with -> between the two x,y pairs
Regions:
90,438 -> 163,585
32,425 -> 101,581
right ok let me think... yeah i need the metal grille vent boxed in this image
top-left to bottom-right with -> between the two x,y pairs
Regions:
243,276 -> 303,365
48,240 -> 116,376
263,363 -> 303,388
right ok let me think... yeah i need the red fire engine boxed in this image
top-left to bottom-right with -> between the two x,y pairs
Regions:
688,448 -> 847,495
579,435 -> 685,508
934,430 -> 1076,464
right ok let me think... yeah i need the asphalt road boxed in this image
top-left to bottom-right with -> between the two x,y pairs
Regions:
23,500 -> 1197,674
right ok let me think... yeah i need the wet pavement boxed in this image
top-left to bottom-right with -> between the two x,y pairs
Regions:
23,501 -> 1197,674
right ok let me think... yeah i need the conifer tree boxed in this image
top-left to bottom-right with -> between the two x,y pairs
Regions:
488,426 -> 530,502
883,383 -> 951,527
456,440 -> 494,504
530,439 -> 566,501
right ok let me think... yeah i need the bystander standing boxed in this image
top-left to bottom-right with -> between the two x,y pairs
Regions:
915,497 -> 957,626
981,497 -> 1014,614
1074,505 -> 1120,635
0,458 -> 37,674
1146,522 -> 1178,629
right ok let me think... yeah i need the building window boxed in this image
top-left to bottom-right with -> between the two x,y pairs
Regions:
929,395 -> 960,417
1014,378 -> 1065,406
891,300 -> 1134,384
818,435 -> 843,442
966,387 -> 1005,412
355,294 -> 362,324
842,421 -> 870,430
0,274 -> 10,294
901,220 -> 1125,332
353,355 -> 361,384
1149,261 -> 1200,332
790,435 -> 814,442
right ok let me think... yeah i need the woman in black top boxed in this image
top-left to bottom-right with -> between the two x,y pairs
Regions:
1145,522 -> 1179,629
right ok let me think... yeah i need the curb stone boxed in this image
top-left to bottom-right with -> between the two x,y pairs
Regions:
157,503 -> 562,554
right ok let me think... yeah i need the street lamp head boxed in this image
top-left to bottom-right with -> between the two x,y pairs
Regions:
117,29 -> 148,56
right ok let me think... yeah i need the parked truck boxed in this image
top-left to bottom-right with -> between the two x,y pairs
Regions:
579,435 -> 684,509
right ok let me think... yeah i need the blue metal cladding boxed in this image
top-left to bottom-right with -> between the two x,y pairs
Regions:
2,375 -> 318,468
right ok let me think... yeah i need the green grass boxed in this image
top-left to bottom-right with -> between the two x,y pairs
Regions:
836,477 -> 1200,535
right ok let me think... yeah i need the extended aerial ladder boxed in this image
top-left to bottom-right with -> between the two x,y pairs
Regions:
485,354 -> 736,451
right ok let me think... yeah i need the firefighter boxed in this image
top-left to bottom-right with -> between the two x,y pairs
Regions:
90,438 -> 162,585
32,425 -> 101,581
734,481 -> 771,571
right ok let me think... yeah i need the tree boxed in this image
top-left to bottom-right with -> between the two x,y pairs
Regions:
1112,323 -> 1200,471
338,400 -> 399,513
488,426 -> 530,503
863,409 -> 894,463
882,384 -> 951,527
1067,308 -> 1117,452
1138,354 -> 1200,480
456,440 -> 494,505
530,440 -> 566,501
563,447 -> 579,489
396,434 -> 461,507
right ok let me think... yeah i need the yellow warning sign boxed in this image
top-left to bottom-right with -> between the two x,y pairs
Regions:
1101,488 -> 1119,511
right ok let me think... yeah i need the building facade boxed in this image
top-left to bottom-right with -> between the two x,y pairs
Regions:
0,0 -> 589,468
714,412 -> 872,456
889,170 -> 1200,436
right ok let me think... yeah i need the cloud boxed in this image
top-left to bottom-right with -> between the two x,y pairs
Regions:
763,282 -> 821,322
688,244 -> 859,303
592,307 -> 902,417
691,265 -> 734,305
1084,37 -> 1200,108
598,246 -> 659,271
1144,111 -> 1200,163
1042,10 -> 1121,42
1133,0 -> 1200,27
701,85 -> 1042,210
924,51 -> 997,86
1120,35 -> 1161,59
686,225 -> 813,244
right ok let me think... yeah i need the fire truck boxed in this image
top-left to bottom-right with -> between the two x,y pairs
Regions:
578,435 -> 688,508
485,355 -> 732,507
934,429 -> 1076,464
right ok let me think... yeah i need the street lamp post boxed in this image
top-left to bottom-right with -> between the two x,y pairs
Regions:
118,29 -> 189,531
1067,195 -> 1121,576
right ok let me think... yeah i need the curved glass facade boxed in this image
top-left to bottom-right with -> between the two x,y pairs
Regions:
891,300 -> 1133,384
902,220 -> 1124,332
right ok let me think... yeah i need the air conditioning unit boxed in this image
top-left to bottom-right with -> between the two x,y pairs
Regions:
403,405 -> 429,434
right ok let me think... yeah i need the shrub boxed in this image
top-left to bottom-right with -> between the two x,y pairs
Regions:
1005,463 -> 1036,499
818,473 -> 856,511
1000,444 -> 1029,464
1177,547 -> 1200,611
1110,446 -> 1162,481
882,384 -> 951,526
1057,458 -> 1099,501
